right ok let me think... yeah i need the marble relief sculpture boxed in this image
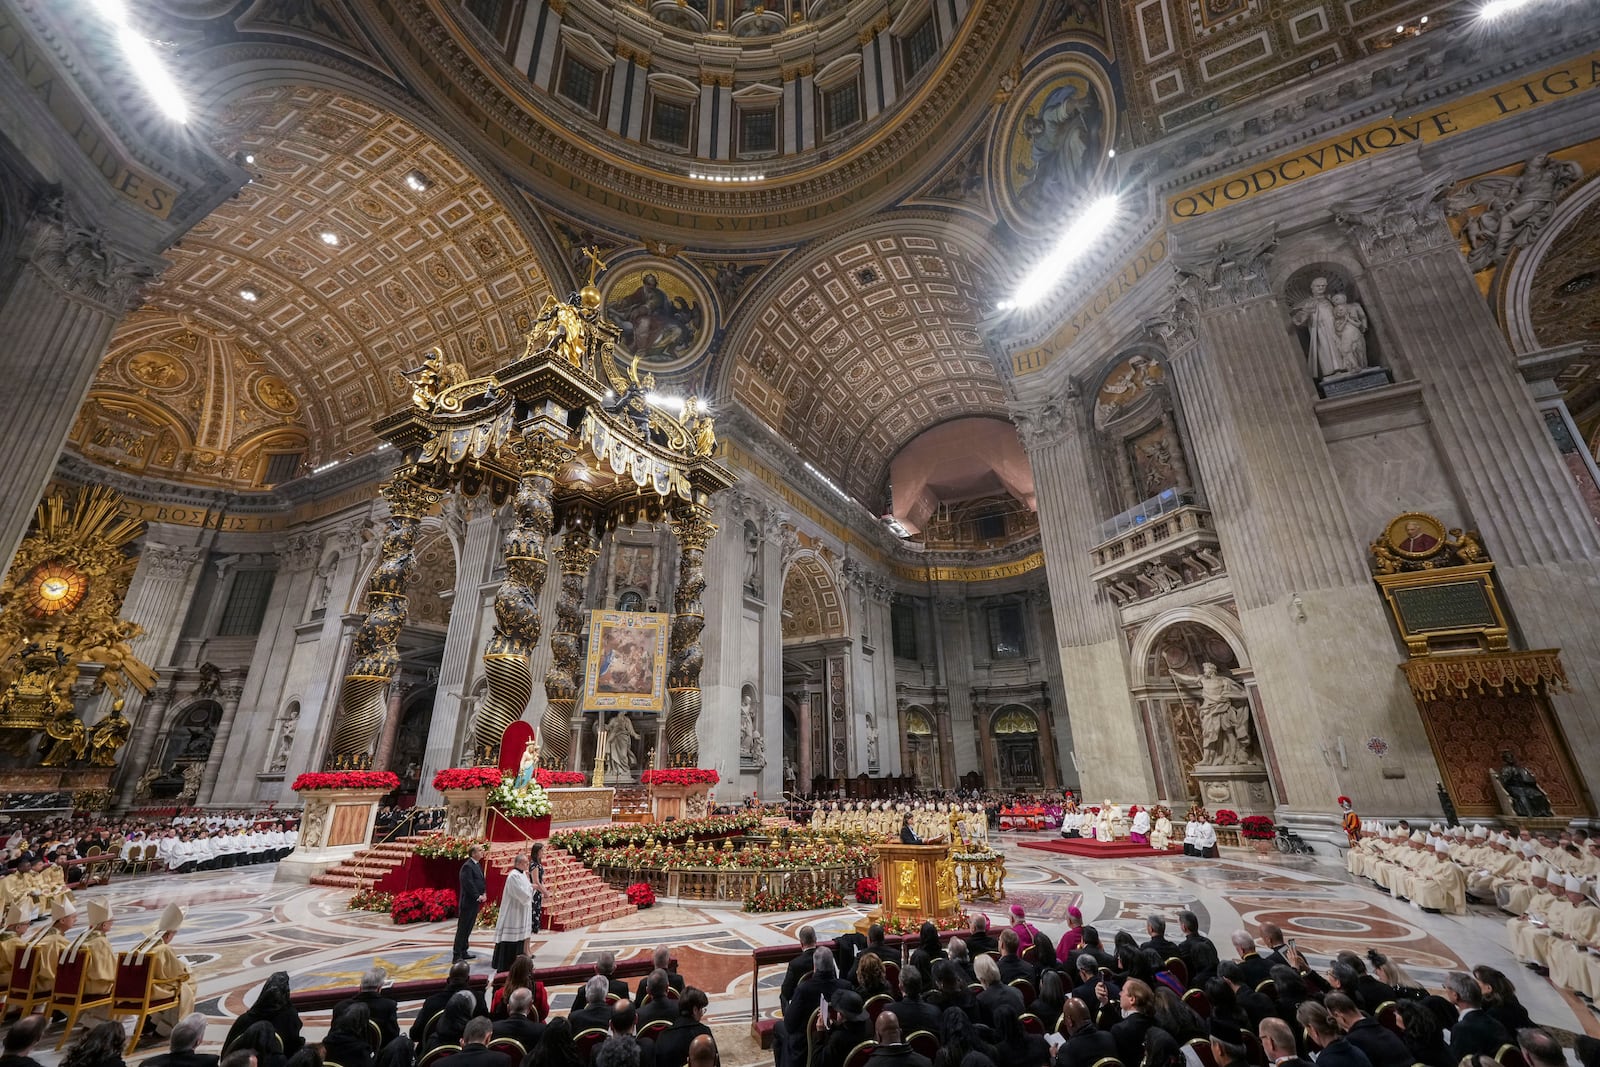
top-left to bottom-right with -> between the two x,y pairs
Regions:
1448,152 -> 1582,272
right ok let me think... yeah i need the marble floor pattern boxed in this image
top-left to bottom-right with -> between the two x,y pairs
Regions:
18,832 -> 1600,1064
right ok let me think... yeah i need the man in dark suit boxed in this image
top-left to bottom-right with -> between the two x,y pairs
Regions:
965,914 -> 999,958
996,928 -> 1037,985
1070,954 -> 1118,1022
1077,927 -> 1115,970
1141,914 -> 1182,967
143,1014 -> 219,1067
1230,931 -> 1274,989
1218,962 -> 1274,1027
1325,994 -> 1411,1067
455,844 -> 487,962
1209,1017 -> 1252,1067
1258,924 -> 1292,971
572,975 -> 619,1034
447,1018 -> 504,1067
653,989 -> 713,1067
411,962 -> 487,1041
493,988 -> 546,1052
780,947 -> 851,1067
1055,996 -> 1117,1067
975,955 -> 1023,1027
1109,979 -> 1155,1067
638,970 -> 681,1028
1257,1018 -> 1311,1067
1296,1003 -> 1373,1067
845,925 -> 889,981
887,969 -> 940,1037
633,946 -> 686,1005
1443,972 -> 1509,1063
868,1012 -> 931,1067
567,952 -> 632,1010
779,925 -> 820,1014
611,1003 -> 656,1067
1176,911 -> 1220,986
336,968 -> 400,1046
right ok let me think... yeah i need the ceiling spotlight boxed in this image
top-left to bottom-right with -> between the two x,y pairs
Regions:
1107,149 -> 1116,158
239,287 -> 259,302
245,153 -> 255,164
1007,194 -> 1121,310
320,231 -> 340,246
1479,0 -> 1535,17
405,170 -> 430,192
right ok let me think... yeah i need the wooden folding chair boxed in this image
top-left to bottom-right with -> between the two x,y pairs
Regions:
50,953 -> 115,1048
107,955 -> 179,1053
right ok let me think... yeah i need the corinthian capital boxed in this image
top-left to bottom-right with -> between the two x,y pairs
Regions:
1332,173 -> 1454,265
1171,222 -> 1277,310
139,542 -> 206,581
26,191 -> 161,311
1011,386 -> 1080,453
276,532 -> 323,572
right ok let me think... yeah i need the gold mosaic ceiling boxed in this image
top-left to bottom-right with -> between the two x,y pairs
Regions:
81,85 -> 553,485
727,228 -> 1006,503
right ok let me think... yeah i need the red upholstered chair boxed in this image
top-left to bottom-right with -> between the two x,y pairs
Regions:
1164,958 -> 1189,987
1182,988 -> 1212,1018
419,1044 -> 460,1067
488,1038 -> 525,1067
1375,1002 -> 1400,1033
1495,1045 -> 1529,1067
907,1032 -> 938,1060
49,954 -> 115,1049
108,955 -> 180,1053
1009,978 -> 1037,1004
883,960 -> 901,995
5,949 -> 47,1019
865,994 -> 893,1022
575,1028 -> 610,1064
1020,1013 -> 1044,1036
1187,1037 -> 1220,1067
843,1040 -> 878,1067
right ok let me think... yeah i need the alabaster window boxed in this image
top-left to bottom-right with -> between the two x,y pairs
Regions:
988,603 -> 1025,660
650,97 -> 693,151
899,16 -> 939,83
891,600 -> 919,661
262,451 -> 304,486
739,108 -> 778,156
821,81 -> 862,138
218,570 -> 275,637
558,56 -> 603,115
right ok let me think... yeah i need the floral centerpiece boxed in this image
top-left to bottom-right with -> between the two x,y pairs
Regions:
291,770 -> 400,792
743,886 -> 845,912
413,834 -> 487,859
432,767 -> 505,791
391,887 -> 457,925
882,911 -> 969,935
552,813 -> 761,859
1213,809 -> 1239,826
489,776 -> 552,817
477,902 -> 500,928
1239,815 -> 1276,840
855,876 -> 880,904
626,882 -> 656,908
536,769 -> 589,787
640,768 -> 720,786
348,887 -> 394,912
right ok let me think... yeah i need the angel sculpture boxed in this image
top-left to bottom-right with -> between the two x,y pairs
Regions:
40,705 -> 87,766
1447,153 -> 1582,272
87,700 -> 133,766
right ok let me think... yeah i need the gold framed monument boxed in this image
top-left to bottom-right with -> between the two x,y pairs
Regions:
584,610 -> 669,712
1370,511 -> 1508,656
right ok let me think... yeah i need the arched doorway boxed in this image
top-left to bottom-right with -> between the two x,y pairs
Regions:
780,553 -> 850,784
904,705 -> 941,789
393,685 -> 435,797
990,705 -> 1042,789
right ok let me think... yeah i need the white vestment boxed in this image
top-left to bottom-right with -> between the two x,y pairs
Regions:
495,868 -> 535,943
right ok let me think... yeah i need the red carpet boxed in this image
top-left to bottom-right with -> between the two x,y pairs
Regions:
1022,838 -> 1182,859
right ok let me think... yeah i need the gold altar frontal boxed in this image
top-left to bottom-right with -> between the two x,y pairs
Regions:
858,842 -> 960,934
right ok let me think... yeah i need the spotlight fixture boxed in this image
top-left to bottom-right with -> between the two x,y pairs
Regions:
405,170 -> 431,192
320,231 -> 340,246
1006,194 -> 1121,310
90,0 -> 189,123
1479,0 -> 1537,16
238,287 -> 259,302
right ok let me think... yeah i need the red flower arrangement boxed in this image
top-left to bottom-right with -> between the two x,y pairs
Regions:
1213,809 -> 1239,826
855,876 -> 881,904
639,768 -> 720,786
536,769 -> 589,787
291,771 -> 400,792
1239,815 -> 1276,840
391,887 -> 458,924
432,767 -> 506,791
626,882 -> 656,907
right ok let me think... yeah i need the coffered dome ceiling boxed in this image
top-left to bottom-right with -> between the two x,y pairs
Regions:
75,84 -> 554,485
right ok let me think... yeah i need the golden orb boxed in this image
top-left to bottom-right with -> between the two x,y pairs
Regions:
580,285 -> 602,311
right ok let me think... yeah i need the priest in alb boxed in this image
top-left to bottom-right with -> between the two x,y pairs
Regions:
492,851 -> 536,971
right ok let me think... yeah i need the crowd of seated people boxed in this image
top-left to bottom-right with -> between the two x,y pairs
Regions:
1348,823 -> 1600,1003
185,948 -> 718,1067
761,907 -> 1599,1067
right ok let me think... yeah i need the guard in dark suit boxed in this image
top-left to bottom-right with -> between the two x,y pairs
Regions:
494,987 -> 547,1051
1447,1006 -> 1509,1063
454,845 -> 487,962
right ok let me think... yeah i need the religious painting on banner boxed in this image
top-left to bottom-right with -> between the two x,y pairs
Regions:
583,610 -> 669,712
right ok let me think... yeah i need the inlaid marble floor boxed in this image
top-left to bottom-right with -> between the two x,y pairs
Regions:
19,834 -> 1598,1064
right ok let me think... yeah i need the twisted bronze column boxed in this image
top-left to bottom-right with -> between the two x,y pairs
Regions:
539,528 -> 599,767
476,434 -> 567,757
664,505 -> 715,763
328,472 -> 442,762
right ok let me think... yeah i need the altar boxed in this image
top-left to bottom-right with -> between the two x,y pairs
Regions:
865,842 -> 960,931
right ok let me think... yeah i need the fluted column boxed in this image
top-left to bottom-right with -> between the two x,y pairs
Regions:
111,540 -> 207,805
417,509 -> 499,804
198,680 -> 246,800
118,686 -> 175,807
328,470 -> 443,763
1334,185 -> 1600,791
0,194 -> 159,572
1016,392 -> 1155,799
1161,226 -> 1432,812
666,505 -> 715,762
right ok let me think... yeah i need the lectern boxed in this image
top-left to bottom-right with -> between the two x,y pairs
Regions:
875,842 -> 960,925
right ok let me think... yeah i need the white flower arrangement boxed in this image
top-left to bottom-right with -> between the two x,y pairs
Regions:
488,775 -> 553,817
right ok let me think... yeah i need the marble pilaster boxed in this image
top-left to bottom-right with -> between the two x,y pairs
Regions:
197,681 -> 246,800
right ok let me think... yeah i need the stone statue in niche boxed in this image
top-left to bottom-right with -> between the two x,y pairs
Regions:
739,686 -> 762,763
1291,275 -> 1371,382
269,706 -> 299,773
864,712 -> 880,770
1167,662 -> 1255,766
1448,152 -> 1583,272
742,520 -> 762,597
